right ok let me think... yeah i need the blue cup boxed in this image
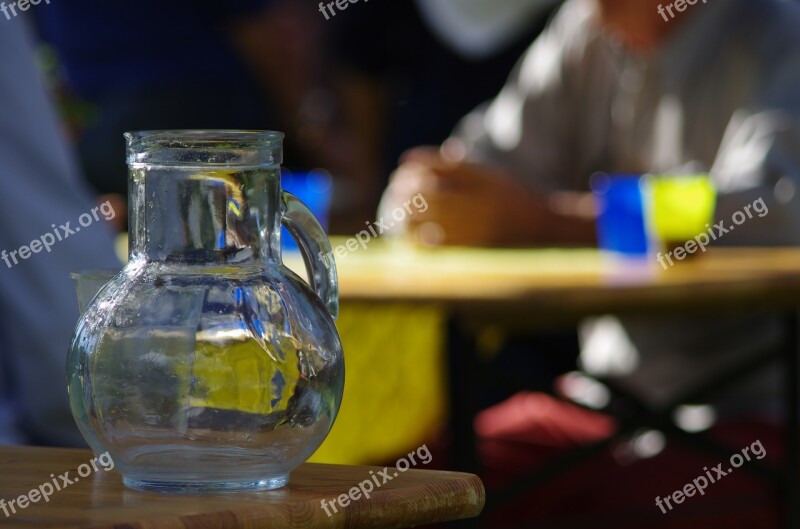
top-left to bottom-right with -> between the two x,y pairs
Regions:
281,169 -> 333,252
591,173 -> 649,256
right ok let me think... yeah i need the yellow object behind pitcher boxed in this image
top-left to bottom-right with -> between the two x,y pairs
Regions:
645,174 -> 717,244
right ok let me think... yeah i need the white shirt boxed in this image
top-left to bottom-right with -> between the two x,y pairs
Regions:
455,0 -> 800,411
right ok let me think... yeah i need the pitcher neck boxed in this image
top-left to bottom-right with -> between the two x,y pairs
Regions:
124,131 -> 284,266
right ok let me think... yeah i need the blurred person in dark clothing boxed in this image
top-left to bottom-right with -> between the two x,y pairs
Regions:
35,1 -> 275,198
35,0 -> 372,232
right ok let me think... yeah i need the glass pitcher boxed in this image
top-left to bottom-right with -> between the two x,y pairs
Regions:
67,130 -> 344,493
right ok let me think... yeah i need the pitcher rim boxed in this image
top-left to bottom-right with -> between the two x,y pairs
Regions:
125,129 -> 284,167
125,129 -> 284,142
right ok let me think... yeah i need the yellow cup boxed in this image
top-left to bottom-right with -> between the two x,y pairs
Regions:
644,174 -> 717,246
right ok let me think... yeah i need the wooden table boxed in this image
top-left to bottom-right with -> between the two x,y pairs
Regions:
0,446 -> 484,529
328,244 -> 800,317
325,244 -> 800,528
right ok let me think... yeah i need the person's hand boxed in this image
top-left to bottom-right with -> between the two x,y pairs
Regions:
378,146 -> 548,246
379,145 -> 597,247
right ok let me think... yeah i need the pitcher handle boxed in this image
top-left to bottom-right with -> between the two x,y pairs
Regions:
281,190 -> 339,319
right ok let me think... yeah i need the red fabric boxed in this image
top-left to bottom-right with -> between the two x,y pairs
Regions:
476,392 -> 783,528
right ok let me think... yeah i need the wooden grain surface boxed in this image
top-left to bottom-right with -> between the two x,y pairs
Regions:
0,446 -> 484,529
305,245 -> 800,318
